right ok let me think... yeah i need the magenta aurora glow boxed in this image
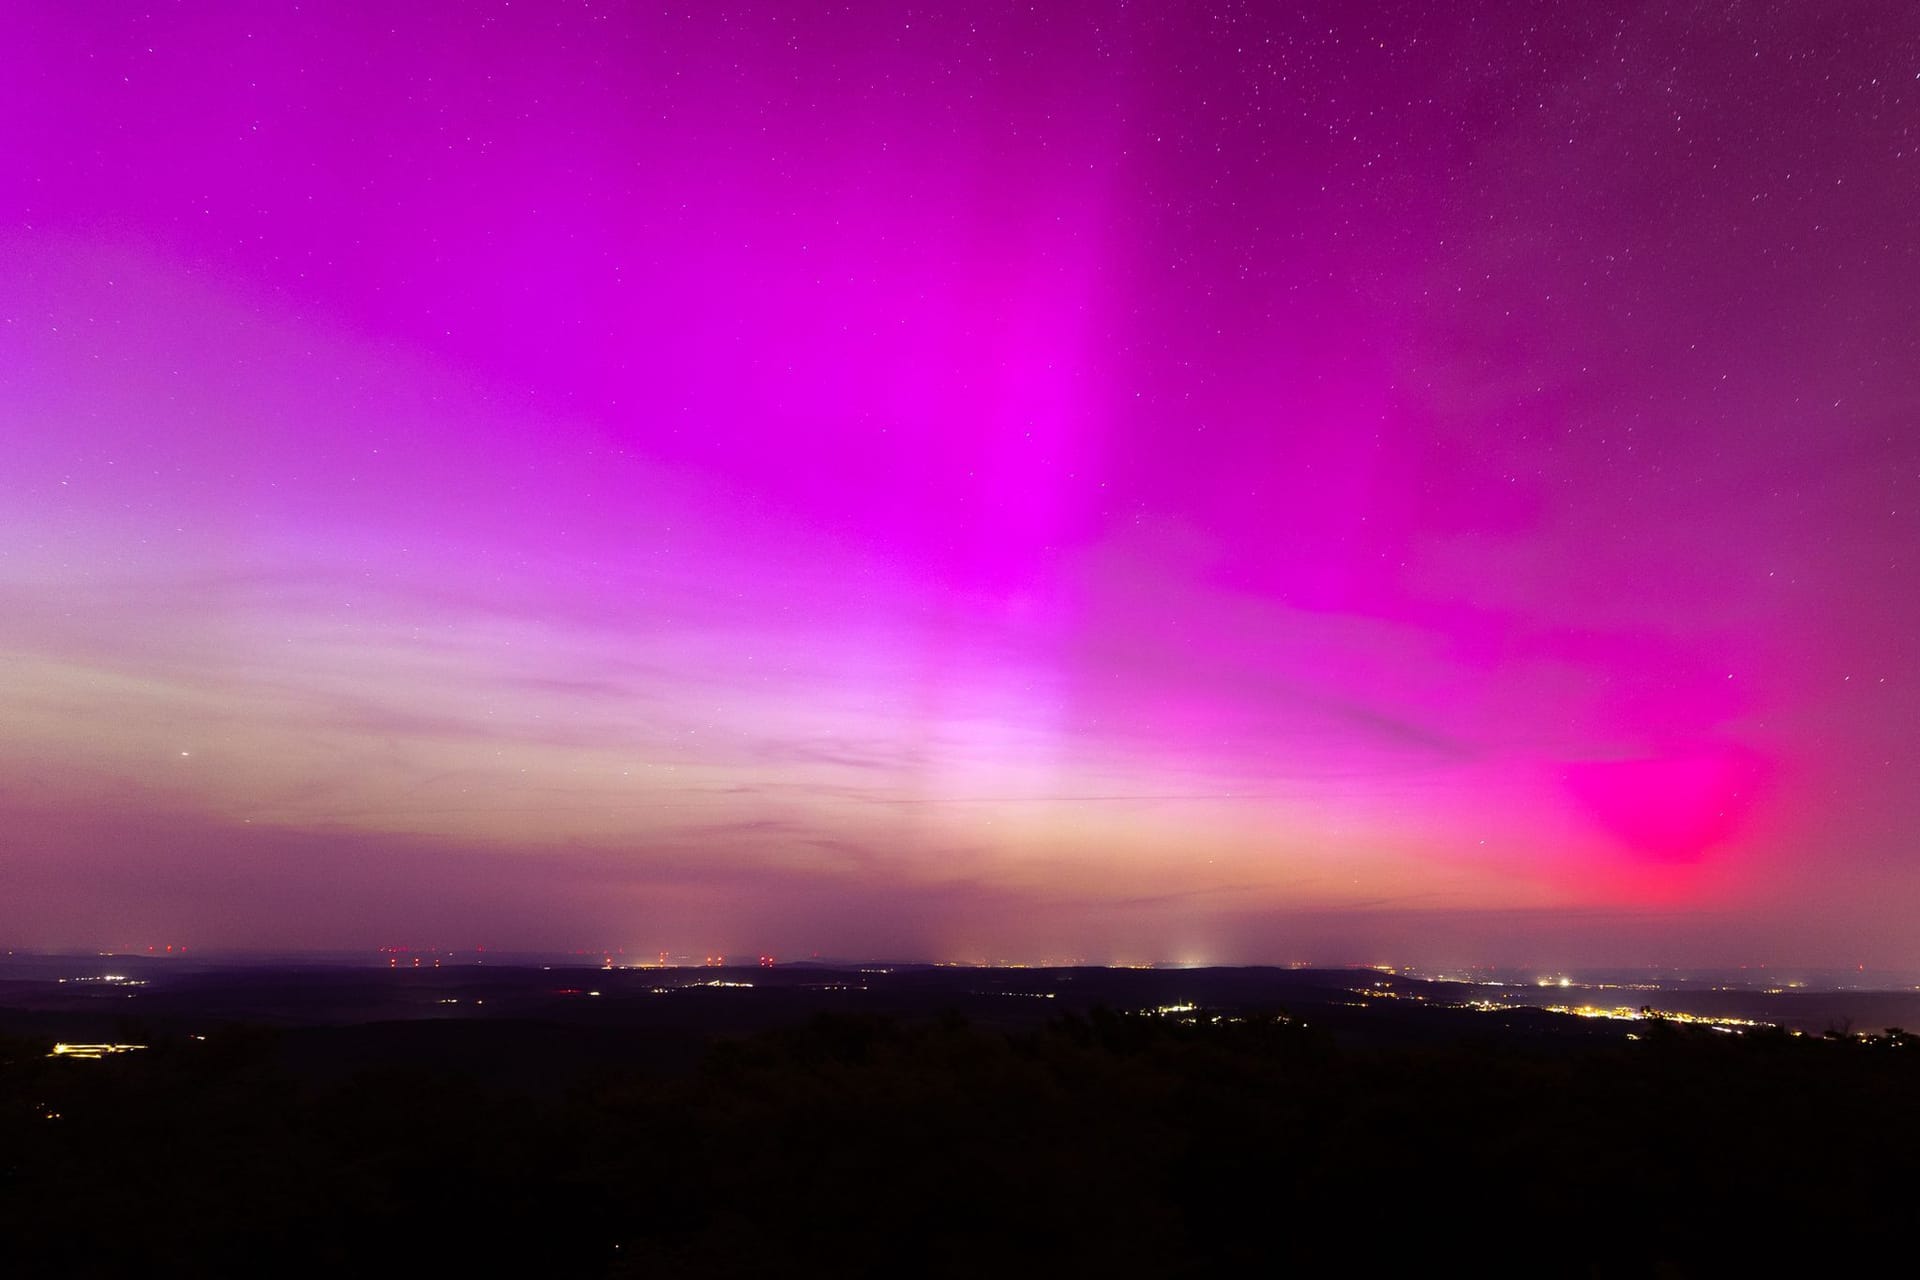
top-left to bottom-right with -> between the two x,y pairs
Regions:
3,2 -> 1918,967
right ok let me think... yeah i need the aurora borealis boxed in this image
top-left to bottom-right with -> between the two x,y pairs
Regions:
3,2 -> 1917,966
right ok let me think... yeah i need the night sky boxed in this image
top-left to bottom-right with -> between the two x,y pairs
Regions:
4,2 -> 1917,966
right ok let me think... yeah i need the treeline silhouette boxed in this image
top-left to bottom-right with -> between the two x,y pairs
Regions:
2,1010 -> 1914,1275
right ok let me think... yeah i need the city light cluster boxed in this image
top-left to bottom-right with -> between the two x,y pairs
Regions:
1460,999 -> 1772,1033
49,1043 -> 148,1060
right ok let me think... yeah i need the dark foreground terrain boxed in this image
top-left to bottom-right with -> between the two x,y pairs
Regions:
3,961 -> 1916,1275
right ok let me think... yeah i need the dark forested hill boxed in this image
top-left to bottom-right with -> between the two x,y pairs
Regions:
3,1003 -> 1915,1276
